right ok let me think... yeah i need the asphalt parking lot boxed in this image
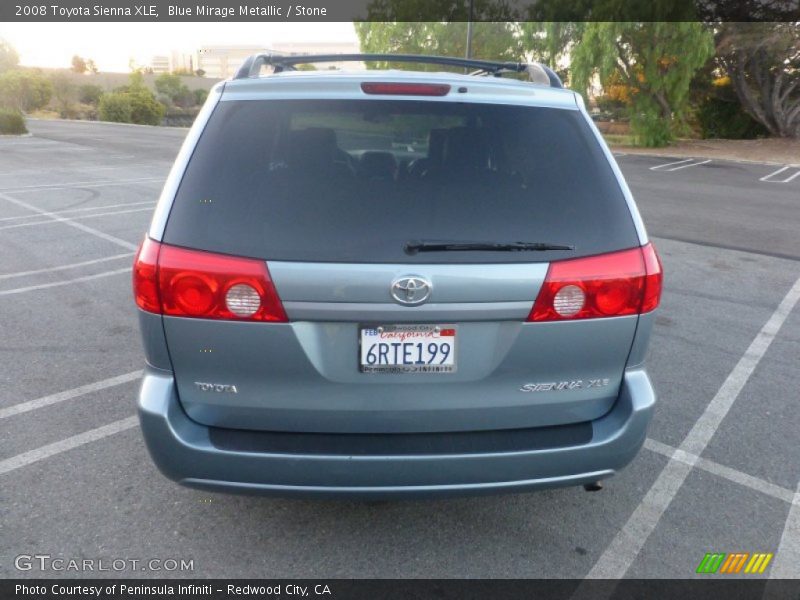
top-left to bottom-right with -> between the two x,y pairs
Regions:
1,119 -> 798,580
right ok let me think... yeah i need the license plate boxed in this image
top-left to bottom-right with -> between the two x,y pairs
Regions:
359,324 -> 457,373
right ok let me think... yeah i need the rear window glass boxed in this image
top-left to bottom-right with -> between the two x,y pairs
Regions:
163,99 -> 638,263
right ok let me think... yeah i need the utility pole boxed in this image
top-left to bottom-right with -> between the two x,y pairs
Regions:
465,0 -> 474,60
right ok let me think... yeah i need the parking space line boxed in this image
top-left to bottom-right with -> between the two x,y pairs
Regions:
0,206 -> 154,231
60,163 -> 158,173
769,482 -> 800,579
0,176 -> 163,193
580,274 -> 800,582
0,253 -> 134,280
648,158 -> 712,172
0,192 -> 139,251
0,371 -> 142,420
760,166 -> 790,181
0,267 -> 131,296
0,164 -> 161,179
663,159 -> 711,171
649,158 -> 694,171
760,165 -> 800,183
0,201 -> 155,223
644,438 -> 795,505
0,416 -> 138,476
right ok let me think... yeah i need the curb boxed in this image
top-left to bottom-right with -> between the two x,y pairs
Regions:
608,146 -> 798,168
25,117 -> 188,131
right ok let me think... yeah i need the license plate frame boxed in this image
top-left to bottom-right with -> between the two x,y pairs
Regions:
359,324 -> 457,374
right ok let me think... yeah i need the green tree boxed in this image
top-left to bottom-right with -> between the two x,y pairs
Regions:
128,87 -> 165,124
98,93 -> 132,122
128,70 -> 146,90
78,84 -> 104,105
518,22 -> 584,73
571,22 -> 714,146
85,59 -> 99,74
355,22 -> 523,68
192,88 -> 208,106
154,72 -> 193,107
714,22 -> 799,138
49,73 -> 77,118
99,72 -> 164,125
0,108 -> 26,134
0,70 -> 53,112
155,73 -> 184,97
71,55 -> 87,74
0,39 -> 20,73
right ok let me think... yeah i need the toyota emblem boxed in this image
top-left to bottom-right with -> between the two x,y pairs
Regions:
390,276 -> 432,306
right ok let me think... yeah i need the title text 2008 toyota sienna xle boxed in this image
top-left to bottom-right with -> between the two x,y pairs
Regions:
133,54 -> 662,498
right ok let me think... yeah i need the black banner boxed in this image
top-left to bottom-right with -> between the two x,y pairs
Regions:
2,0 -> 800,22
4,579 -> 800,600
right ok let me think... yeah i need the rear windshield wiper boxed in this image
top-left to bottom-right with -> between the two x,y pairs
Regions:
404,240 -> 575,255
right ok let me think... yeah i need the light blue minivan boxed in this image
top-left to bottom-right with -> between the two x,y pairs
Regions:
133,54 -> 662,498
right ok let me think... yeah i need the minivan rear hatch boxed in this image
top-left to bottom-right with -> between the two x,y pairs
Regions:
155,83 -> 643,434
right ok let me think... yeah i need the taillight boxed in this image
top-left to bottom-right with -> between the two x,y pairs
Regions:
132,238 -> 287,322
640,243 -> 663,313
361,82 -> 451,96
132,237 -> 160,313
528,243 -> 662,322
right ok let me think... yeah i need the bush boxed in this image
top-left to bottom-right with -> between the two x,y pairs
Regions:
78,84 -> 103,105
696,96 -> 768,139
193,88 -> 208,106
155,73 -> 191,105
162,106 -> 201,127
0,70 -> 52,112
629,98 -> 673,147
173,88 -> 196,108
49,73 -> 77,119
98,88 -> 164,125
98,93 -> 132,122
156,92 -> 173,108
128,88 -> 165,125
0,108 -> 26,134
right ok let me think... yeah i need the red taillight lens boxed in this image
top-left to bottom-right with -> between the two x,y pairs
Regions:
640,242 -> 663,313
361,82 -> 451,96
132,238 -> 288,322
528,243 -> 662,322
133,237 -> 160,313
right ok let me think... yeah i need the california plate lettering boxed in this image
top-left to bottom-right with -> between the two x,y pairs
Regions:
360,324 -> 456,373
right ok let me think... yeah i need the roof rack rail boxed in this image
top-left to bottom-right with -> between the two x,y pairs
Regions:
233,53 -> 563,88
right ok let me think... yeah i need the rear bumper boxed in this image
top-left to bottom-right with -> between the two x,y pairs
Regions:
137,367 -> 655,499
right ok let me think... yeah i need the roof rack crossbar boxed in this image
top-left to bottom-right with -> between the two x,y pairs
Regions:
233,53 -> 563,88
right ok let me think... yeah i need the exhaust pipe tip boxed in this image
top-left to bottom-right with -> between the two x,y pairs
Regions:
583,481 -> 603,492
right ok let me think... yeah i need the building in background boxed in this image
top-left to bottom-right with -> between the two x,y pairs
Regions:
170,50 -> 196,74
150,55 -> 171,74
157,41 -> 362,79
269,41 -> 361,70
196,45 -> 270,79
150,52 -> 197,74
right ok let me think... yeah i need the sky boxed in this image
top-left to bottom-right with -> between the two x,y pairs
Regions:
0,22 -> 359,72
